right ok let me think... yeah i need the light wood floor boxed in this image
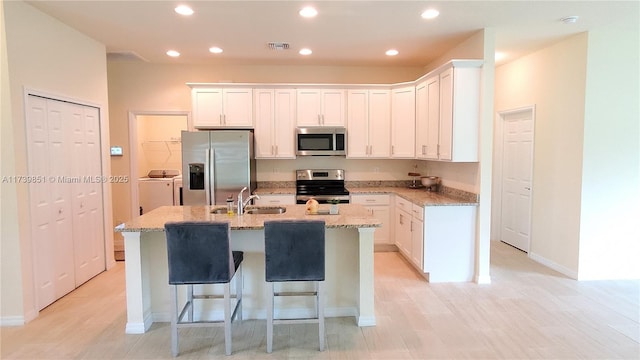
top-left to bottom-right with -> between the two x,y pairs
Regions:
2,241 -> 639,359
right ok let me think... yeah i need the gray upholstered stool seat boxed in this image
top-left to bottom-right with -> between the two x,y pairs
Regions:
264,219 -> 326,353
165,221 -> 243,356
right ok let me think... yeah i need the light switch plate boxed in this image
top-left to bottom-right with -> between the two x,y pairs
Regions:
110,146 -> 123,156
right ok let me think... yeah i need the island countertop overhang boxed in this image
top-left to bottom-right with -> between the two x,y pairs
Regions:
116,204 -> 382,233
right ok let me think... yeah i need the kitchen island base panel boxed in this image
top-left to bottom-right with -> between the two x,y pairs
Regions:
123,228 -> 374,334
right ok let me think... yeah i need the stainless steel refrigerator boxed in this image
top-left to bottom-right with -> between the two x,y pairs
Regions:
181,130 -> 256,206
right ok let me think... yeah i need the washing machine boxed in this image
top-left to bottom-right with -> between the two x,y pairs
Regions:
138,170 -> 179,215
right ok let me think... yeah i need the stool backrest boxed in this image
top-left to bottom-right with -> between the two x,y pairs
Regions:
165,221 -> 233,284
264,219 -> 325,282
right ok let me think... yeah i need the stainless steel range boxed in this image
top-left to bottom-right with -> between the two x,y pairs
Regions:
296,169 -> 350,204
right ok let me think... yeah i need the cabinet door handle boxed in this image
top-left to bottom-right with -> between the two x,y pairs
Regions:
275,145 -> 278,155
365,199 -> 376,202
318,114 -> 321,124
322,114 -> 325,125
410,220 -> 413,232
391,145 -> 395,155
399,214 -> 403,225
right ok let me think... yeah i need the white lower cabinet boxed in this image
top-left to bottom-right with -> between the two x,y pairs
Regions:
394,195 -> 476,282
394,196 -> 422,268
253,194 -> 296,206
422,205 -> 476,282
351,194 -> 391,245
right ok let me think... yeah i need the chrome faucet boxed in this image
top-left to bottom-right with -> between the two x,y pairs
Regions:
237,187 -> 260,214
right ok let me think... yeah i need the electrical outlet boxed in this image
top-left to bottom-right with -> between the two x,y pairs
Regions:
373,167 -> 379,173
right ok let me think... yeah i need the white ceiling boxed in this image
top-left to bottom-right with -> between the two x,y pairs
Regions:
27,1 -> 639,67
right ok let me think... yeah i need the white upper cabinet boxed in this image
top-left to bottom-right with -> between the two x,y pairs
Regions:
191,86 -> 253,128
415,74 -> 440,160
415,79 -> 428,159
254,88 -> 296,159
347,89 -> 391,158
390,85 -> 416,158
413,60 -> 481,162
296,89 -> 345,127
440,61 -> 482,162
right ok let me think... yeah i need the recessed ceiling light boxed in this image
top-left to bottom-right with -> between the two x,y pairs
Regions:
175,5 -> 194,16
299,6 -> 318,18
209,47 -> 223,54
495,52 -> 507,62
560,16 -> 579,24
421,9 -> 440,19
385,49 -> 399,56
299,48 -> 313,56
166,50 -> 180,57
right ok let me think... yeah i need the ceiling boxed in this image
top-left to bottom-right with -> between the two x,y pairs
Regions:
27,1 -> 639,67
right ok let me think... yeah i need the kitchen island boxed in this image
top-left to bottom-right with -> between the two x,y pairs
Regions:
115,204 -> 381,334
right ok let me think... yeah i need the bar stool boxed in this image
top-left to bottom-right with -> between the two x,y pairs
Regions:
263,219 -> 326,353
164,221 -> 243,357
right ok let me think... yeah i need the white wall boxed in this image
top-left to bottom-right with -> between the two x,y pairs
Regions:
578,25 -> 640,280
1,1 -> 113,324
494,33 -> 588,277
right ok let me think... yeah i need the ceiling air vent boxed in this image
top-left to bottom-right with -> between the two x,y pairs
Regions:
267,42 -> 290,50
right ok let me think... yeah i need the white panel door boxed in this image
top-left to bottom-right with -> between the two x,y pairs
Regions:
500,110 -> 534,252
368,89 -> 391,158
425,75 -> 440,160
346,90 -> 369,157
70,104 -> 105,286
222,88 -> 253,127
296,89 -> 322,126
253,89 -> 275,157
415,80 -> 428,159
320,89 -> 346,126
273,89 -> 296,158
390,86 -> 416,158
438,68 -> 453,161
81,106 -> 106,280
26,96 -> 75,310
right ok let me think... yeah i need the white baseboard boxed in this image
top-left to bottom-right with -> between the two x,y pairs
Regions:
125,312 -> 154,334
529,252 -> 578,279
0,316 -> 25,327
475,274 -> 492,284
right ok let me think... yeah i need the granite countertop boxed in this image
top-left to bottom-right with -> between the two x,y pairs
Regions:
254,186 -> 478,206
115,204 -> 381,233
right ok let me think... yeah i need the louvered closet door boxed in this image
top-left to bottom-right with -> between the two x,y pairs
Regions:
69,104 -> 105,286
26,96 -> 75,310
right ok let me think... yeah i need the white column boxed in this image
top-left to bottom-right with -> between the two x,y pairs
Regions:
356,227 -> 376,326
123,231 -> 152,333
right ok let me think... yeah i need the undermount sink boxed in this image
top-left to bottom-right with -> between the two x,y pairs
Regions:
211,207 -> 286,215
244,207 -> 286,215
211,208 -> 231,214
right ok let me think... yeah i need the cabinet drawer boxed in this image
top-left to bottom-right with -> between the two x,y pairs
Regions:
395,196 -> 413,212
351,194 -> 390,205
254,194 -> 295,206
411,204 -> 424,221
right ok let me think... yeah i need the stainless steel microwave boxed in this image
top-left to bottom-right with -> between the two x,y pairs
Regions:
296,127 -> 346,156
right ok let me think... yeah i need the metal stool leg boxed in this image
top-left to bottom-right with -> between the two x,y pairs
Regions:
170,285 -> 179,357
266,282 -> 274,353
236,264 -> 243,321
224,282 -> 232,356
318,281 -> 325,351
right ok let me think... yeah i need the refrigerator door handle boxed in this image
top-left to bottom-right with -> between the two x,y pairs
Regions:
204,149 -> 211,205
209,148 -> 216,204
